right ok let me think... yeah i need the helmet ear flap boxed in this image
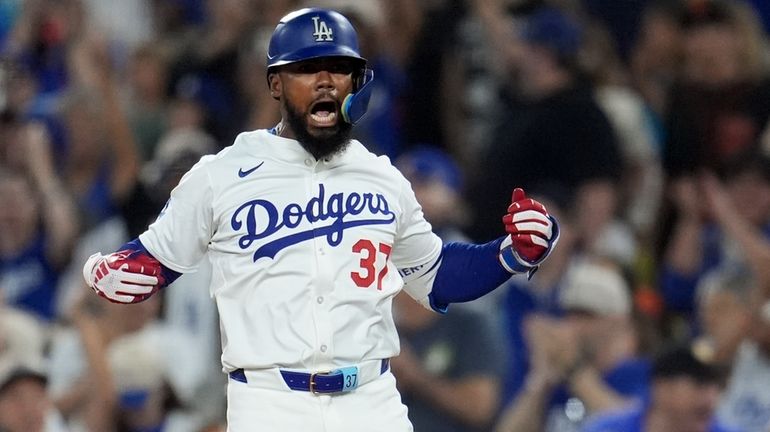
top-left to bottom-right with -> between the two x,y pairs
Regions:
341,68 -> 374,125
352,67 -> 366,92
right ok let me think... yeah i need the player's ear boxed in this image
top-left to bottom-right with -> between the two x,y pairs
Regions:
268,73 -> 281,101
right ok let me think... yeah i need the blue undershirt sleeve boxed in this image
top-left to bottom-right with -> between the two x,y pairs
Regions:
119,238 -> 183,288
428,237 -> 512,312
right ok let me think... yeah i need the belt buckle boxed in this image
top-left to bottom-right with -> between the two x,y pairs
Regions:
309,370 -> 330,394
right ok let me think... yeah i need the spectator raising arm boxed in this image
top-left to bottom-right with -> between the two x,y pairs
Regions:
700,171 -> 770,285
21,123 -> 79,269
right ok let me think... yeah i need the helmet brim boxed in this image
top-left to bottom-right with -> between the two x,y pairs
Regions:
267,44 -> 366,69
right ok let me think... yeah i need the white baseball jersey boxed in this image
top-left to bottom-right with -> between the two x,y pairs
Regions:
139,129 -> 443,373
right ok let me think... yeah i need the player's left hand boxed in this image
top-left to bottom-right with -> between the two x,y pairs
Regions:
499,188 -> 559,275
390,341 -> 423,393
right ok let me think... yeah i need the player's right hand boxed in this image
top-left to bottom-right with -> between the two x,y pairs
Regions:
82,250 -> 164,303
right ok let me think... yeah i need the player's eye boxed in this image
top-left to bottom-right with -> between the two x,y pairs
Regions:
328,63 -> 355,75
295,63 -> 321,74
289,60 -> 355,76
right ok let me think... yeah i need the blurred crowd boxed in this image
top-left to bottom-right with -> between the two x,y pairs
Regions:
1,0 -> 770,431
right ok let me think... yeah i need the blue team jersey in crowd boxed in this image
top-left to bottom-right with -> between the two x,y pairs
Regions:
582,402 -> 742,432
0,234 -> 59,320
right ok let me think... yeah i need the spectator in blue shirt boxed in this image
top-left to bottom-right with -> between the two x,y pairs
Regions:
582,345 -> 740,432
661,152 -> 770,326
495,259 -> 649,432
0,120 -> 78,321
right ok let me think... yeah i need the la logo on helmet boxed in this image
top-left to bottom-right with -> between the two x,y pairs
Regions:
312,16 -> 334,41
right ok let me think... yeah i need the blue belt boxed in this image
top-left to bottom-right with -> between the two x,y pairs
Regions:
229,359 -> 390,394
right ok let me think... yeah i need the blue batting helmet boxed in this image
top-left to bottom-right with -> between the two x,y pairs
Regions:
267,8 -> 367,70
266,8 -> 375,125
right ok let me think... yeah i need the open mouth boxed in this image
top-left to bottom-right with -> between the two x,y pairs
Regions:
309,100 -> 338,127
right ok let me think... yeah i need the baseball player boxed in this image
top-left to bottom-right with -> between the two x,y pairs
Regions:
82,8 -> 559,431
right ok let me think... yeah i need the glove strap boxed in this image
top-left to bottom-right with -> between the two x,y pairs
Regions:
498,236 -> 537,278
498,215 -> 561,279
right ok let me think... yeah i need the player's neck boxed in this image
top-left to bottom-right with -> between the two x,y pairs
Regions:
274,121 -> 295,140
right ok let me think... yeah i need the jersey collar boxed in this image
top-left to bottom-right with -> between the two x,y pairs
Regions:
255,129 -> 358,167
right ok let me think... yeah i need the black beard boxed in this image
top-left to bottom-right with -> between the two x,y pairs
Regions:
283,98 -> 352,160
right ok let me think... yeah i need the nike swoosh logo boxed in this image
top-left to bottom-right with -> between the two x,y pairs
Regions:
238,161 -> 264,178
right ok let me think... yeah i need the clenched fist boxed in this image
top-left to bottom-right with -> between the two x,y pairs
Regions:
83,250 -> 165,303
499,188 -> 559,275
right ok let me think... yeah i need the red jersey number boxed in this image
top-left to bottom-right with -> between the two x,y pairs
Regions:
351,239 -> 392,290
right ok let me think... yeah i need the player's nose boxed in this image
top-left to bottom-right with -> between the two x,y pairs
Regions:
314,70 -> 335,91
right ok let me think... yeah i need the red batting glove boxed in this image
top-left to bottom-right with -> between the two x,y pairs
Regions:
499,188 -> 559,274
83,250 -> 165,303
